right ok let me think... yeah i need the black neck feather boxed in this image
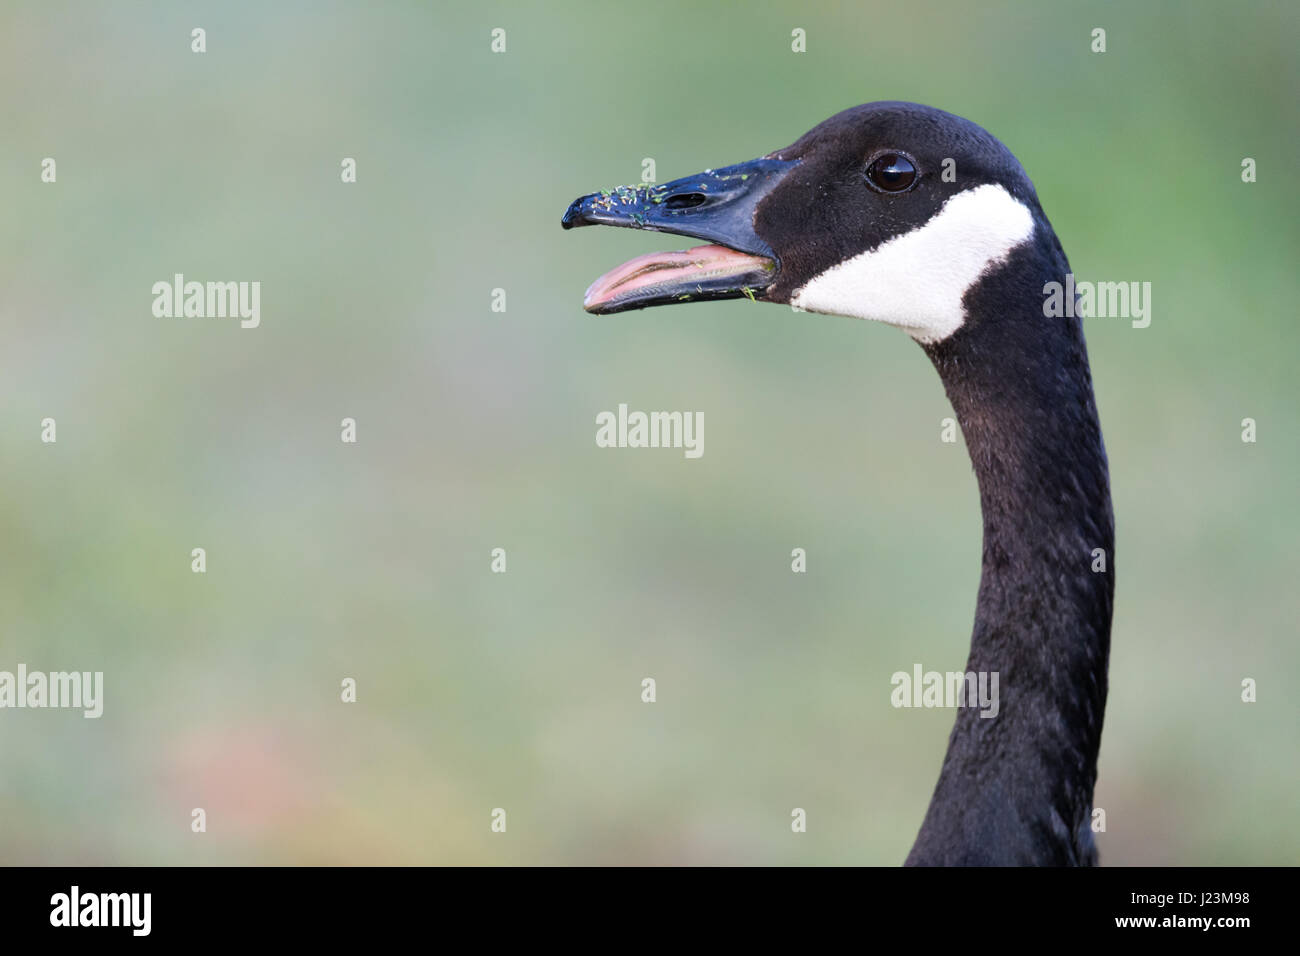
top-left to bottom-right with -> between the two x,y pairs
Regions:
906,226 -> 1114,866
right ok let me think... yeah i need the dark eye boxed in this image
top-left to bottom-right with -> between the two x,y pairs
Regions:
865,153 -> 917,193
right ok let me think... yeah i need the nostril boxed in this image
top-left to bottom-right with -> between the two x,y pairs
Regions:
664,192 -> 707,210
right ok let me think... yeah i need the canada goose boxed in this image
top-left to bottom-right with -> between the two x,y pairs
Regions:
562,101 -> 1114,866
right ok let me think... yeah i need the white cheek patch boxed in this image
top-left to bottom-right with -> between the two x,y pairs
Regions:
789,183 -> 1036,344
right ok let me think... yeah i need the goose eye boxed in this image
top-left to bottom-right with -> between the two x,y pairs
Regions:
866,153 -> 917,193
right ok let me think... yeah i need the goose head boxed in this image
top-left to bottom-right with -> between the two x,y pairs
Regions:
562,100 -> 1056,347
562,101 -> 1114,866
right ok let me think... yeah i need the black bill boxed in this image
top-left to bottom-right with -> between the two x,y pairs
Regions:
561,157 -> 797,313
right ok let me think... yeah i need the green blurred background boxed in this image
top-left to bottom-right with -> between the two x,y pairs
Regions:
2,0 -> 1296,864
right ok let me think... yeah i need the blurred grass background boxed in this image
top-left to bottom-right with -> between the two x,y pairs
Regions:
1,0 -> 1296,864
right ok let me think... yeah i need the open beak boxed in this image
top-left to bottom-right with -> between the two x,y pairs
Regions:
561,157 -> 798,314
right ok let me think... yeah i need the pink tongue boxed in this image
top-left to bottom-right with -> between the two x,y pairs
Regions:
584,244 -> 770,309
